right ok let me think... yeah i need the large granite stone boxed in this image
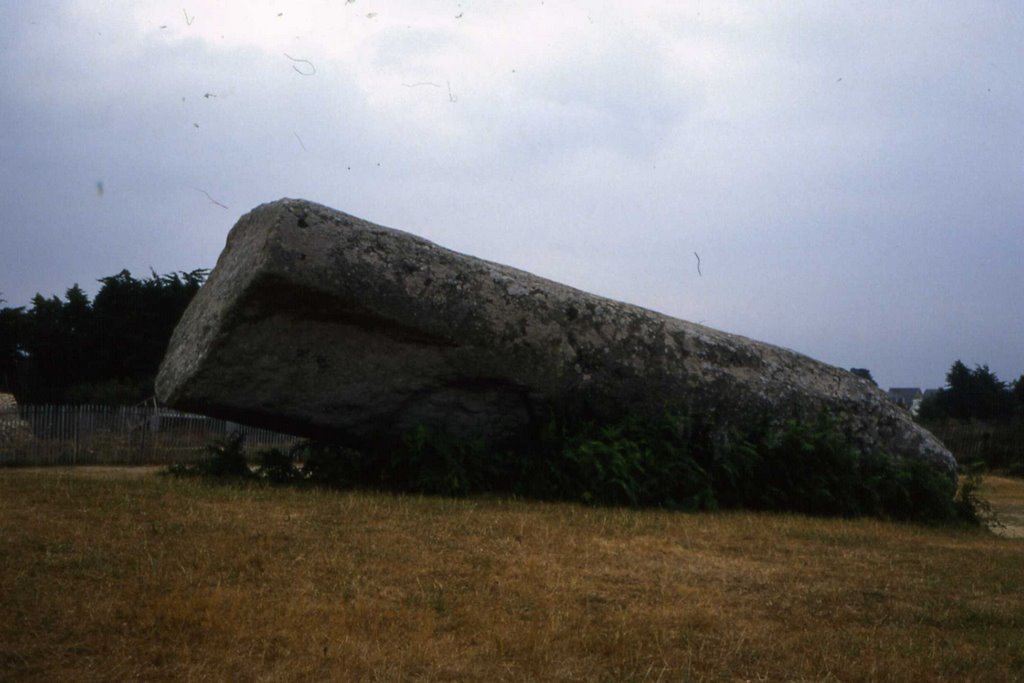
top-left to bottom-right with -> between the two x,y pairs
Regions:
156,198 -> 955,475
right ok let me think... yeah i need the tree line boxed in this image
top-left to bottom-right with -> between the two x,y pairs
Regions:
919,361 -> 1024,422
0,269 -> 207,404
916,361 -> 1024,475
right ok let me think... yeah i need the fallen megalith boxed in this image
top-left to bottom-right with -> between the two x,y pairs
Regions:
156,198 -> 955,477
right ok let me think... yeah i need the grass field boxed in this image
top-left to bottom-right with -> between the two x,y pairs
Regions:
1,468 -> 1022,681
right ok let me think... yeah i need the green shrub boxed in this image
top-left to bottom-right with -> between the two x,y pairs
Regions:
388,426 -> 485,496
177,410 -> 978,525
166,431 -> 252,480
954,464 -> 1000,528
298,441 -> 367,487
205,432 -> 251,478
532,414 -> 715,510
256,446 -> 302,484
722,416 -> 958,522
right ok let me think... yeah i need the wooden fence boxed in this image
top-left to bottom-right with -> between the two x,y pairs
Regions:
0,404 -> 302,466
922,419 -> 1024,471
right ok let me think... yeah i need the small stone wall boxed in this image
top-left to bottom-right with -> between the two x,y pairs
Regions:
0,392 -> 31,446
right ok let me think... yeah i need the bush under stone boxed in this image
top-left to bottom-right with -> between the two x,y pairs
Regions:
195,410 -> 975,524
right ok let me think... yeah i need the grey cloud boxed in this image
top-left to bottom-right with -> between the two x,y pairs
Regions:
1,1 -> 1022,390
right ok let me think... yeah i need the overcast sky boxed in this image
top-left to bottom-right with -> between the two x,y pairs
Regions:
1,1 -> 1021,390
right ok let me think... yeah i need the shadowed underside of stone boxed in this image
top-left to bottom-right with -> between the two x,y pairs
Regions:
156,198 -> 955,476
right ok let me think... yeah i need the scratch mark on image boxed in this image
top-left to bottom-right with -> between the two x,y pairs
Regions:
183,8 -> 194,26
284,53 -> 316,76
194,188 -> 228,209
694,252 -> 702,277
294,132 -> 307,151
402,81 -> 440,88
447,80 -> 458,103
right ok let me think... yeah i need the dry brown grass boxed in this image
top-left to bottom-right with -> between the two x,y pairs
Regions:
986,475 -> 1024,540
1,468 -> 1022,682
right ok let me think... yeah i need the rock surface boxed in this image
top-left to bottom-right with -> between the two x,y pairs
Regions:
0,392 -> 30,448
156,198 -> 955,475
